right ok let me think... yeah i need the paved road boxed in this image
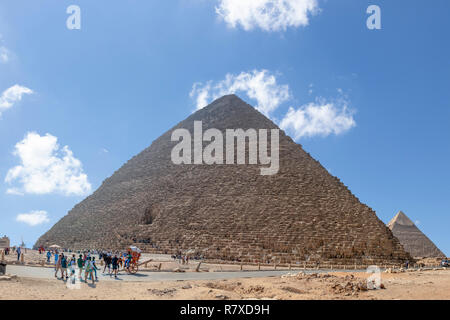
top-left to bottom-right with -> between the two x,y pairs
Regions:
5,265 -> 360,282
7,265 -> 293,282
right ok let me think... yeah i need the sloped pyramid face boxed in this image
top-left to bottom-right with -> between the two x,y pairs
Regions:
387,211 -> 445,258
36,95 -> 410,264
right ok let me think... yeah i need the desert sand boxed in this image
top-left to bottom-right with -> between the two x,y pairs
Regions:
2,250 -> 449,300
1,268 -> 449,300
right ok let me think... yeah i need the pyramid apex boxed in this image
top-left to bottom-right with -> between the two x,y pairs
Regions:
387,210 -> 415,229
206,94 -> 250,108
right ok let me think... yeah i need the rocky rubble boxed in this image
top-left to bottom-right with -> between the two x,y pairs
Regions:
0,274 -> 18,281
282,272 -> 386,296
148,288 -> 177,296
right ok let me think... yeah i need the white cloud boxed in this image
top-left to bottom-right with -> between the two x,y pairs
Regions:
16,210 -> 50,226
190,69 -> 290,115
280,100 -> 356,139
216,0 -> 319,32
0,46 -> 9,63
190,70 -> 357,140
5,132 -> 92,196
0,84 -> 33,117
6,188 -> 24,196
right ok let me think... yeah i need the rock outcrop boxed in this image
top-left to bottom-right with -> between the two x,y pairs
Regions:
35,95 -> 411,264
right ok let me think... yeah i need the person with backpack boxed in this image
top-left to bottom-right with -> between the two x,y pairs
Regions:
77,254 -> 84,281
60,254 -> 68,280
111,254 -> 119,279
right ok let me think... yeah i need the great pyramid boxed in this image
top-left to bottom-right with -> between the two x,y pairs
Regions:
35,95 -> 411,264
387,211 -> 445,258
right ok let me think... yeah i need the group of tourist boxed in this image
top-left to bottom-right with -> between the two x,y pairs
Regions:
3,246 -> 22,259
171,252 -> 203,264
100,252 -> 124,278
47,249 -> 138,282
53,251 -> 99,284
171,254 -> 191,265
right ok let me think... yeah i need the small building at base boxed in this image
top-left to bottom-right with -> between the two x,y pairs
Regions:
0,236 -> 10,249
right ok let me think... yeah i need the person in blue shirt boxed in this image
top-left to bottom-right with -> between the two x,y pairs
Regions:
46,250 -> 51,263
16,247 -> 21,261
54,251 -> 59,270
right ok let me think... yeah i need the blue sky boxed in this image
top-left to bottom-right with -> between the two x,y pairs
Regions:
0,0 -> 449,255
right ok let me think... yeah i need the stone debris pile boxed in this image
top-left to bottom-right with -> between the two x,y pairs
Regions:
282,272 -> 385,296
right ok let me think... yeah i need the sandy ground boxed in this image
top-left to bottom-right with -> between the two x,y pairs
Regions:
1,268 -> 449,300
2,250 -> 449,300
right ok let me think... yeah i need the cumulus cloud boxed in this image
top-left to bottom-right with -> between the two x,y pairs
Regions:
190,69 -> 290,115
5,132 -> 92,196
216,0 -> 319,32
16,210 -> 50,226
0,46 -> 9,63
280,100 -> 356,139
0,84 -> 33,117
6,188 -> 24,196
190,70 -> 356,139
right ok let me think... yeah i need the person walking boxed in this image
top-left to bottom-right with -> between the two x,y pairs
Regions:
84,257 -> 94,284
125,251 -> 132,273
60,254 -> 68,280
54,254 -> 61,278
46,250 -> 51,263
111,254 -> 119,279
69,255 -> 76,279
54,251 -> 59,270
92,257 -> 99,281
16,246 -> 21,261
77,254 -> 84,281
103,253 -> 111,274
